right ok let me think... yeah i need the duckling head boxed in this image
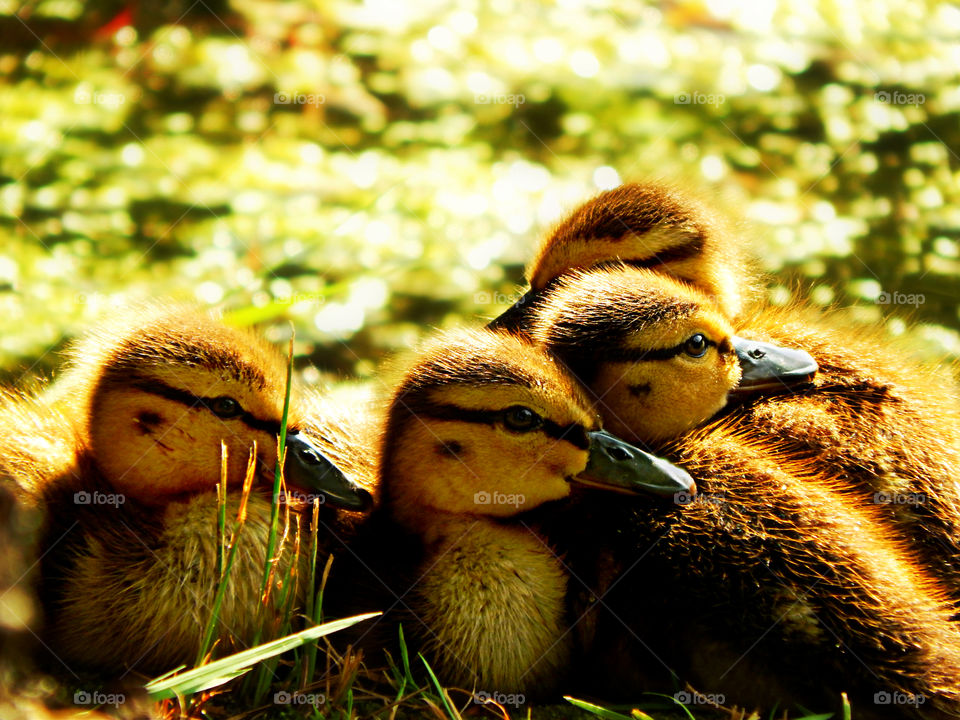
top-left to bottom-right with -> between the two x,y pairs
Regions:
525,183 -> 748,321
380,329 -> 694,528
67,309 -> 371,510
526,267 -> 817,444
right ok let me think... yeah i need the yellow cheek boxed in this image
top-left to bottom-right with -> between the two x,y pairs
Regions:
593,357 -> 739,443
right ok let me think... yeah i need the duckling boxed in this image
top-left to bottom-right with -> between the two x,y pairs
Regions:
339,328 -> 694,697
1,307 -> 372,675
491,183 -> 751,331
491,182 -> 960,714
497,181 -> 960,597
540,422 -> 960,718
524,264 -> 816,444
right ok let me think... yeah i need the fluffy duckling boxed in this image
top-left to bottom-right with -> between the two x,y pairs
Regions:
342,328 -> 694,697
491,183 -> 751,330
524,265 -> 816,444
499,181 -> 960,598
541,422 -> 960,718
1,307 -> 372,675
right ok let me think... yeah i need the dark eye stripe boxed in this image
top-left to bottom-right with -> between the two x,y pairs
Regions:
592,237 -> 705,271
402,401 -> 590,450
604,336 -> 720,363
130,378 -> 282,435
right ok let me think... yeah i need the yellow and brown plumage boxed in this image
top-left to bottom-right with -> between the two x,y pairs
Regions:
336,328 -> 692,697
512,181 -> 960,599
491,182 -> 960,715
525,265 -> 815,443
0,306 -> 372,676
543,424 -> 960,715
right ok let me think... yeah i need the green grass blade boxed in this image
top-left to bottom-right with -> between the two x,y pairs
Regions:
258,336 -> 294,606
146,612 -> 380,701
398,624 -> 415,688
645,692 -> 698,720
842,693 -> 851,720
563,696 -> 634,720
419,654 -> 460,720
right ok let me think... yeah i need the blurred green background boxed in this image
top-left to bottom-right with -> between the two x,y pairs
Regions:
2,0 -> 959,389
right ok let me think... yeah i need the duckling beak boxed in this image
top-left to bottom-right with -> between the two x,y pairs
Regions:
285,433 -> 373,512
732,336 -> 818,393
575,429 -> 696,498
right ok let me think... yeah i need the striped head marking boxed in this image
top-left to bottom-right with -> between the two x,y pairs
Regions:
382,329 -> 600,520
527,183 -> 745,319
529,267 -> 742,444
85,314 -> 296,504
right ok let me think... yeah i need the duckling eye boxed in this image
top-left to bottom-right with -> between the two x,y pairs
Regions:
209,396 -> 243,419
502,406 -> 543,433
683,334 -> 709,358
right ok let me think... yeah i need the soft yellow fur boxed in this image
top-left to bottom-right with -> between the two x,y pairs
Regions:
0,306 -> 369,675
527,268 -> 743,443
381,329 -> 605,695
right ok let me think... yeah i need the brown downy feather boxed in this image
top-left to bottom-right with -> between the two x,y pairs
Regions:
527,182 -> 752,321
542,420 -> 960,718
728,304 -> 960,598
498,182 -> 960,715
523,183 -> 960,602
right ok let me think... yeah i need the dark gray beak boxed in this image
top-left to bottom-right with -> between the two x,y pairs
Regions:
285,433 -> 373,512
575,429 -> 696,498
732,336 -> 818,393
